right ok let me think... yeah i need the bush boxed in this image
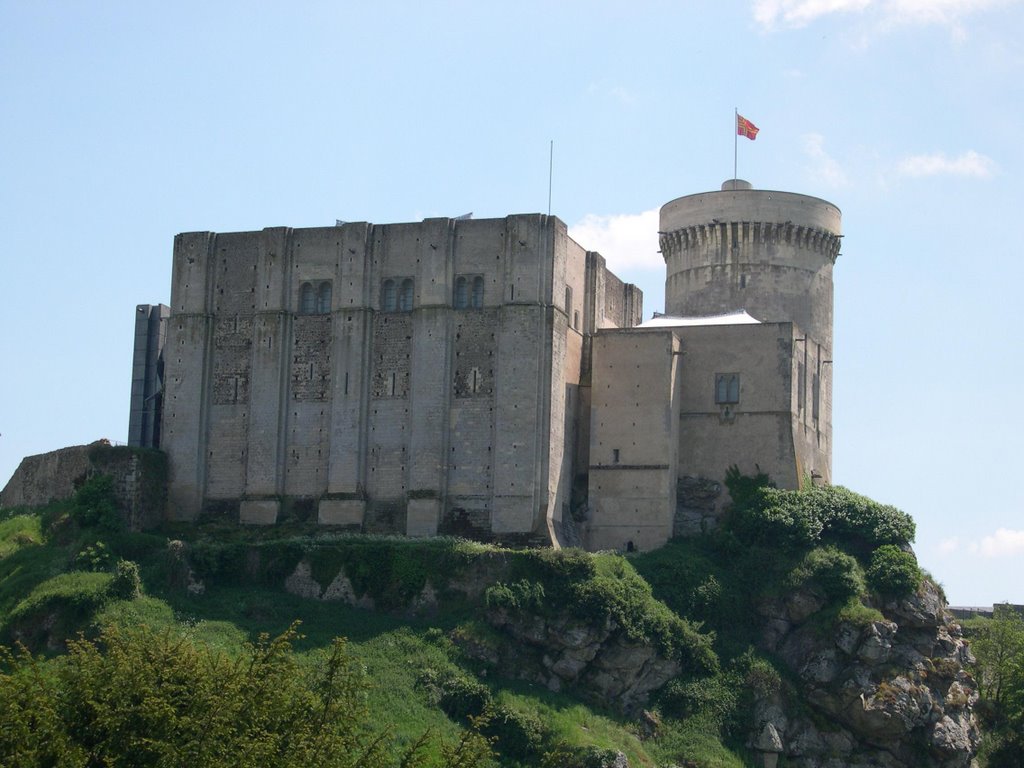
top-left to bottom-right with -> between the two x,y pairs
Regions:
865,545 -> 921,597
418,668 -> 492,722
71,474 -> 122,532
484,580 -> 545,612
789,547 -> 865,603
570,556 -> 718,674
0,623 -> 456,768
725,482 -> 915,557
74,541 -> 112,572
482,704 -> 547,760
728,487 -> 823,550
109,560 -> 142,600
724,465 -> 775,510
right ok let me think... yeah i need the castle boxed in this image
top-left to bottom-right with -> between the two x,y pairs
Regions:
128,179 -> 841,551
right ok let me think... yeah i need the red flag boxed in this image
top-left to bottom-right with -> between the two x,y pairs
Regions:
737,114 -> 759,140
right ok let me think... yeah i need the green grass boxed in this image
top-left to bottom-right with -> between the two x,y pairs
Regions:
0,514 -> 43,558
0,503 -> 755,766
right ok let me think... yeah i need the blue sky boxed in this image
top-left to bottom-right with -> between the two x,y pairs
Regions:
1,0 -> 1021,605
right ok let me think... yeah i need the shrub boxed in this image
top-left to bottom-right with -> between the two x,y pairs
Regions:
811,486 -> 916,553
727,487 -> 823,551
484,580 -> 545,612
865,545 -> 921,597
417,668 -> 492,722
724,464 -> 775,510
74,541 -> 112,572
570,556 -> 718,674
657,674 -> 738,726
109,560 -> 142,600
0,623 -> 450,768
482,704 -> 547,760
789,547 -> 865,603
724,480 -> 915,557
71,474 -> 122,532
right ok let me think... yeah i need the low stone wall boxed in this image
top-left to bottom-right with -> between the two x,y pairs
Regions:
0,441 -> 167,531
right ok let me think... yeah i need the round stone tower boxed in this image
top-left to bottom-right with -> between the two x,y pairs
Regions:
659,179 -> 842,347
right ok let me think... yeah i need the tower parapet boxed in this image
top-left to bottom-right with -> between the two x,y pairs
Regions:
660,180 -> 841,348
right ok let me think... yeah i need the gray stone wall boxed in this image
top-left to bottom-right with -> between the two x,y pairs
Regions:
660,186 -> 841,351
586,329 -> 682,551
158,214 -> 639,543
0,442 -> 166,531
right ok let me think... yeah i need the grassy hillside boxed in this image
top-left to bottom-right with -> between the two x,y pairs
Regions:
1,469 -> 951,767
0,482 -> 749,768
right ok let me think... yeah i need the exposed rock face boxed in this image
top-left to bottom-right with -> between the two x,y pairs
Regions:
753,578 -> 980,768
280,555 -> 681,714
673,476 -> 722,536
480,608 -> 680,715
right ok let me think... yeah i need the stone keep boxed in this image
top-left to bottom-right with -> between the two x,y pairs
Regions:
153,214 -> 640,545
131,179 -> 841,552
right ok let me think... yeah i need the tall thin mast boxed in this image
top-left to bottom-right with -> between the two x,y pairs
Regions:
733,108 -> 738,181
547,140 -> 554,216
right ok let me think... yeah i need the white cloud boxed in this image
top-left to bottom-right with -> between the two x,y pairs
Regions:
753,0 -> 1019,31
754,0 -> 871,29
802,133 -> 848,187
896,149 -> 996,178
977,528 -> 1024,558
938,537 -> 960,555
569,209 -> 662,272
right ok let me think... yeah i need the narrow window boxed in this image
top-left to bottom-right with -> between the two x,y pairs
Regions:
382,279 -> 396,311
565,286 -> 572,318
399,279 -> 414,311
471,276 -> 484,308
316,282 -> 332,313
574,310 -> 580,330
471,368 -> 480,393
300,282 -> 315,314
454,276 -> 468,308
344,371 -> 349,395
389,372 -> 397,396
812,372 -> 820,420
612,448 -> 620,464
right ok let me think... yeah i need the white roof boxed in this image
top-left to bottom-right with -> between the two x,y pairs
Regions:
637,310 -> 761,328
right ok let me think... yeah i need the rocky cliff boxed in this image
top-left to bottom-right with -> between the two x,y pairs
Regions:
752,578 -> 979,768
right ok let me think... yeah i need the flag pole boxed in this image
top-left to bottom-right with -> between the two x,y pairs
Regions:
733,108 -> 738,181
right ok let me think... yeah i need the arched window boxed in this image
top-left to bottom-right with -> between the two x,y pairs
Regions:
454,277 -> 468,309
300,282 -> 315,314
316,282 -> 332,314
381,279 -> 397,311
471,276 -> 484,308
565,286 -> 573,319
399,279 -> 414,311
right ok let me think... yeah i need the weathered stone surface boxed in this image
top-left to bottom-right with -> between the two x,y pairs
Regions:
239,499 -> 279,525
748,576 -> 980,768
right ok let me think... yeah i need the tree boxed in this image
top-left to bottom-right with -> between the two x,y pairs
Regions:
969,606 -> 1024,715
966,606 -> 1024,767
0,623 -> 491,768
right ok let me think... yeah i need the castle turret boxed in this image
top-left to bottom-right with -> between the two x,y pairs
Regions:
659,179 -> 842,349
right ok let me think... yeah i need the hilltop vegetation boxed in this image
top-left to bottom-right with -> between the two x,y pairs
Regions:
0,471 -> 994,767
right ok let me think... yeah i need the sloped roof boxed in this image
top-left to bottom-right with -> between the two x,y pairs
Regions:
637,310 -> 761,329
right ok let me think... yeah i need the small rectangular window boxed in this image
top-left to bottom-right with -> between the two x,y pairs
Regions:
715,373 -> 740,404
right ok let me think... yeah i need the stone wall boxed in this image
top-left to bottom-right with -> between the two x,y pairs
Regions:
0,441 -> 166,531
159,214 -> 639,540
